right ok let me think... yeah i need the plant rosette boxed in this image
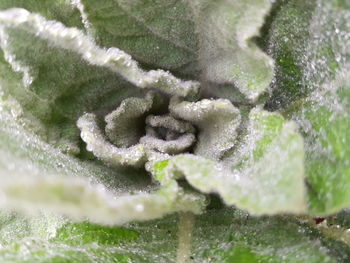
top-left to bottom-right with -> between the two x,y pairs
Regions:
0,0 -> 350,262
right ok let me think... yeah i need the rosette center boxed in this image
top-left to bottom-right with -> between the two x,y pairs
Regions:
140,114 -> 196,154
77,91 -> 198,168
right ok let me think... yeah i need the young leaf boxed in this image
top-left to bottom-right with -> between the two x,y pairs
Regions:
170,97 -> 241,160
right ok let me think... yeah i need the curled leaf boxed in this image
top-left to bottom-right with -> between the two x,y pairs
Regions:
170,97 -> 241,160
140,114 -> 196,155
155,150 -> 305,215
0,8 -> 200,99
189,0 -> 274,101
77,113 -> 147,167
79,0 -> 199,77
104,92 -> 155,148
0,109 -> 205,225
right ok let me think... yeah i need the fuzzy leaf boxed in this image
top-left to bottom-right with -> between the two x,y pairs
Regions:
265,0 -> 316,110
290,71 -> 350,214
158,108 -> 306,214
269,0 -> 350,214
224,108 -> 306,214
78,112 -> 147,168
0,9 -> 199,97
0,0 -> 84,29
155,140 -> 305,215
0,109 -> 205,225
78,0 -> 199,77
104,92 -> 155,148
170,98 -> 241,160
140,114 -> 196,155
190,0 -> 274,102
0,1 -> 349,261
0,209 -> 349,262
0,10 -> 142,154
0,8 -> 199,155
79,0 -> 274,101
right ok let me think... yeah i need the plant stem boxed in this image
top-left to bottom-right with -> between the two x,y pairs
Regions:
176,212 -> 195,263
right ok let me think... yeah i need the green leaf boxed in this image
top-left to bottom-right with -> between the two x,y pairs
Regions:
0,108 -> 205,224
140,114 -> 196,155
0,212 -> 138,262
0,8 -> 198,154
154,113 -> 305,216
104,92 -> 155,148
192,209 -> 350,262
290,71 -> 350,215
0,0 -> 84,29
169,97 -> 241,160
1,208 -> 349,262
79,0 -> 199,78
0,11 -> 140,154
269,0 -> 350,214
190,0 -> 274,102
0,8 -> 205,224
152,105 -> 306,216
0,2 -> 349,261
79,0 -> 274,101
265,0 -> 316,110
223,108 -> 305,214
77,112 -> 147,167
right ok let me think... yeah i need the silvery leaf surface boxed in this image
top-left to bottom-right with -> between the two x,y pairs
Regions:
267,0 -> 350,214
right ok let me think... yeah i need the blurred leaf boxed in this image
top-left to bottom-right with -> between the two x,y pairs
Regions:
80,0 -> 274,101
1,209 -> 350,262
269,0 -> 350,214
